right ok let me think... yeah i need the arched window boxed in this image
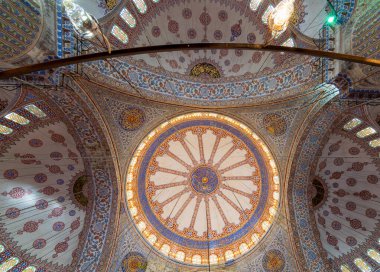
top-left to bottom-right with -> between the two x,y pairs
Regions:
354,258 -> 372,272
343,118 -> 362,131
160,244 -> 170,255
209,254 -> 218,265
340,264 -> 351,272
0,257 -> 20,272
0,124 -> 15,134
225,250 -> 234,261
356,127 -> 376,138
367,249 -> 380,264
369,138 -> 380,148
192,255 -> 201,265
175,251 -> 185,262
22,266 -> 37,272
4,112 -> 29,125
120,8 -> 136,28
132,0 -> 147,14
111,25 -> 129,44
250,0 -> 263,11
23,104 -> 47,118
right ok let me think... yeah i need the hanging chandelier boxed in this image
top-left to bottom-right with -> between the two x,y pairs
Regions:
62,0 -> 112,52
62,0 -> 98,39
268,0 -> 296,37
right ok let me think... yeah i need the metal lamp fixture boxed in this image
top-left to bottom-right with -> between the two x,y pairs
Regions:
62,0 -> 112,53
268,0 -> 296,37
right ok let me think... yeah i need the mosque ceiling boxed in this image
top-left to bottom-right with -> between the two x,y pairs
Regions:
1,0 -> 380,271
71,74 -> 333,271
311,112 -> 380,271
0,86 -> 120,271
125,112 -> 280,266
287,102 -> 380,272
80,0 -> 336,106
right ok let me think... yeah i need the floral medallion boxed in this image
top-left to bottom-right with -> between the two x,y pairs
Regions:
119,107 -> 145,131
126,113 -> 280,266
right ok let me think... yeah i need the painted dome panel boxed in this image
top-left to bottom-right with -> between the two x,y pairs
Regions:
90,0 -> 320,106
126,113 -> 279,266
112,0 -> 304,81
0,122 -> 87,268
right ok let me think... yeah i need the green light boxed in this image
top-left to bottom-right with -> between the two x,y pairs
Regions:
327,15 -> 336,24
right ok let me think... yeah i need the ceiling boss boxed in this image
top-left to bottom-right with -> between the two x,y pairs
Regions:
126,113 -> 280,266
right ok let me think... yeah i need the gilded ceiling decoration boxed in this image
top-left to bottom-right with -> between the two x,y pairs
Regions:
126,112 -> 280,266
119,107 -> 146,131
120,252 -> 147,272
262,249 -> 286,272
190,63 -> 222,79
262,113 -> 287,136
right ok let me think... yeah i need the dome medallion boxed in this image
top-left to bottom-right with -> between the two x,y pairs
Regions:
126,113 -> 280,266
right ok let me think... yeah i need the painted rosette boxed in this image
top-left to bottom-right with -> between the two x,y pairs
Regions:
126,112 -> 280,266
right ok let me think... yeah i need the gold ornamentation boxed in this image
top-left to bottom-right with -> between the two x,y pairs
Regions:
119,107 -> 145,131
262,249 -> 285,272
263,114 -> 287,136
105,0 -> 118,10
190,63 -> 221,78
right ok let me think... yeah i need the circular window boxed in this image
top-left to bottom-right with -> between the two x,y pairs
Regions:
126,113 -> 280,266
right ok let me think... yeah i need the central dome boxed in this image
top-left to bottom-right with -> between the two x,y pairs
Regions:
126,113 -> 280,266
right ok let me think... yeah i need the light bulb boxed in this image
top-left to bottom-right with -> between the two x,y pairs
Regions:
268,0 -> 295,36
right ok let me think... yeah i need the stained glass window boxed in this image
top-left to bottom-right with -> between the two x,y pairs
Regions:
343,118 -> 362,131
0,257 -> 20,272
23,104 -> 47,118
160,244 -> 170,255
111,25 -> 129,44
147,234 -> 157,244
176,251 -> 185,261
356,127 -> 376,138
192,255 -> 201,265
354,258 -> 371,272
120,8 -> 136,28
225,250 -> 234,261
250,0 -> 263,11
0,125 -> 12,135
368,249 -> 380,264
340,265 -> 351,272
132,0 -> 147,14
209,254 -> 218,265
282,38 -> 295,47
4,113 -> 30,125
369,138 -> 380,148
22,267 -> 36,272
262,5 -> 274,24
239,243 -> 248,253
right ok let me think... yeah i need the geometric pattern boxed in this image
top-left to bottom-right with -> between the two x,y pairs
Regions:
126,112 -> 280,266
0,1 -> 43,61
